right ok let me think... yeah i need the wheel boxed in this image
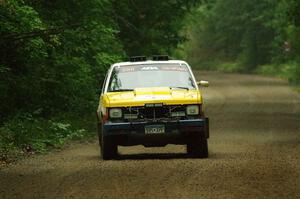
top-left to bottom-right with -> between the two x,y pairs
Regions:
101,134 -> 118,160
187,134 -> 208,158
97,122 -> 102,147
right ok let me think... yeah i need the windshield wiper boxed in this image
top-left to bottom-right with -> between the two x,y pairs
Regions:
170,86 -> 189,90
109,89 -> 134,92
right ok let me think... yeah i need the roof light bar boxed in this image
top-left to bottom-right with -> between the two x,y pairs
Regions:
152,55 -> 169,61
130,56 -> 147,62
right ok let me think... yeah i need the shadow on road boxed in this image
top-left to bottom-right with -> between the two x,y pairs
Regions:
88,152 -> 230,161
111,151 -> 246,160
114,153 -> 192,160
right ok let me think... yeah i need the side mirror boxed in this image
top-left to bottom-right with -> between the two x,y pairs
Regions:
197,80 -> 209,87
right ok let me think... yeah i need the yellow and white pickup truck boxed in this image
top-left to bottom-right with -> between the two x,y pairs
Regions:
96,56 -> 209,159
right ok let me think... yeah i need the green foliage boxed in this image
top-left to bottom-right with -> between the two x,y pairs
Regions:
256,60 -> 300,84
191,60 -> 242,73
0,0 -> 124,120
184,0 -> 300,83
112,0 -> 201,56
217,63 -> 242,73
0,0 -> 199,159
0,114 -> 89,155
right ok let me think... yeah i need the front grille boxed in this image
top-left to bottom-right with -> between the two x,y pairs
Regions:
123,105 -> 186,121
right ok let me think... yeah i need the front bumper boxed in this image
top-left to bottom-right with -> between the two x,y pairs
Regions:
103,118 -> 209,139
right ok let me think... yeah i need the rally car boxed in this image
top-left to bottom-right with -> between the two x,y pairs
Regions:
96,55 -> 209,159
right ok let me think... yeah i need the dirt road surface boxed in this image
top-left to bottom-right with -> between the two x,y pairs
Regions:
1,71 -> 300,199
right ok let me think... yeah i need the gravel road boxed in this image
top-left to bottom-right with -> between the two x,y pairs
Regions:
1,71 -> 300,199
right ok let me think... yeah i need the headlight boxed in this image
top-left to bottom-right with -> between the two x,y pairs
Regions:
109,108 -> 122,118
186,105 -> 199,115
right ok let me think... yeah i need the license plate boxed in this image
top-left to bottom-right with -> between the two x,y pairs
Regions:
145,125 -> 165,134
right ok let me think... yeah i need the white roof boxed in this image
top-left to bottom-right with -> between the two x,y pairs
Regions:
112,60 -> 188,67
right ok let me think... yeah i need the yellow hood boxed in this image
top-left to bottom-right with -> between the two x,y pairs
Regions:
103,87 -> 202,107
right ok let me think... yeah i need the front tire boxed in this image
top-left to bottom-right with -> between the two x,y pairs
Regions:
187,134 -> 208,158
101,135 -> 118,160
97,122 -> 102,147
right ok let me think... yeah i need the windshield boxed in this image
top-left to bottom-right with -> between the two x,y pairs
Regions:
107,63 -> 196,92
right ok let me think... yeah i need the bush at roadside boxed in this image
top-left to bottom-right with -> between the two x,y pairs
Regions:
0,114 -> 91,163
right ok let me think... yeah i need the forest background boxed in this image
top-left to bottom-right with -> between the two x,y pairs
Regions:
1,0 -> 299,159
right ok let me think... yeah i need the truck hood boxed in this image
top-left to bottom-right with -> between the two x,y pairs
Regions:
104,87 -> 202,107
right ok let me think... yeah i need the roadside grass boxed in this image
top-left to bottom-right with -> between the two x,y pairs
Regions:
255,62 -> 300,93
192,60 -> 300,93
191,61 -> 244,73
255,63 -> 294,79
293,86 -> 300,93
0,113 -> 96,165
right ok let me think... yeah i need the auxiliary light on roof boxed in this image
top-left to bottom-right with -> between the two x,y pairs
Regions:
129,56 -> 147,62
152,55 -> 169,61
129,55 -> 169,62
